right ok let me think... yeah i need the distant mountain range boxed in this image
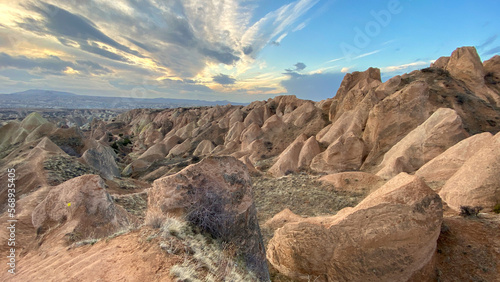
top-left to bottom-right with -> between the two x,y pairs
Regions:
0,90 -> 247,109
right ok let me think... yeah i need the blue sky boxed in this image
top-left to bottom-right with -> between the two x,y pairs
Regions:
0,0 -> 499,102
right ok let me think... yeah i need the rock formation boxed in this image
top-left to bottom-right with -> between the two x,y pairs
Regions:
32,175 -> 129,240
267,173 -> 443,281
147,156 -> 270,281
439,132 -> 500,211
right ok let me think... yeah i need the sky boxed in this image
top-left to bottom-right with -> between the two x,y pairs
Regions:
0,0 -> 499,103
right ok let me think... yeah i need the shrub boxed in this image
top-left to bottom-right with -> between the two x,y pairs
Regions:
186,187 -> 233,240
459,205 -> 483,217
493,203 -> 500,214
145,212 -> 165,229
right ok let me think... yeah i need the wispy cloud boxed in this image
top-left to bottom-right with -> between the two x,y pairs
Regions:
478,35 -> 498,50
0,0 -> 321,100
381,61 -> 429,73
353,49 -> 381,60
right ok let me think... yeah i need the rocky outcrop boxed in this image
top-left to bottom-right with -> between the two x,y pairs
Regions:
268,134 -> 308,177
329,67 -> 382,121
267,173 -> 443,281
147,156 -> 269,281
32,175 -> 129,240
193,140 -> 215,156
81,142 -> 120,180
416,132 -> 493,189
376,108 -> 468,179
297,136 -> 321,168
439,132 -> 500,211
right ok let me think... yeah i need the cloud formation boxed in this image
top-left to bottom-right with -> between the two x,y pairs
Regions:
1,0 -> 321,100
213,73 -> 236,85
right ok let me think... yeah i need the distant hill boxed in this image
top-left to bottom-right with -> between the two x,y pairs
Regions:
0,89 -> 247,109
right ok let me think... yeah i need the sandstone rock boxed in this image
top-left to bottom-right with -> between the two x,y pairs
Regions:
446,46 -> 485,84
416,132 -> 493,188
122,158 -> 150,177
431,56 -> 450,69
319,171 -> 384,193
376,108 -> 468,179
262,115 -> 285,133
147,156 -> 269,281
267,173 -> 443,281
20,112 -> 49,131
268,134 -> 308,177
225,121 -> 245,144
439,132 -> 500,211
445,47 -> 500,106
282,101 -> 317,127
484,55 -> 500,93
24,122 -> 57,143
239,155 -> 258,174
362,80 -> 433,169
240,123 -> 263,150
81,142 -> 120,180
228,108 -> 244,127
310,132 -> 364,173
329,67 -> 382,121
175,121 -> 197,139
263,208 -> 303,231
32,175 -> 129,240
193,140 -> 215,156
35,137 -> 66,154
297,136 -> 321,168
167,139 -> 192,158
244,106 -> 268,127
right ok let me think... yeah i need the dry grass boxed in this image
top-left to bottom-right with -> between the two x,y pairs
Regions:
154,216 -> 259,282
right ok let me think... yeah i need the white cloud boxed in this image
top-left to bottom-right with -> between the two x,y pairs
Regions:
381,61 -> 429,72
341,67 -> 350,73
353,49 -> 381,60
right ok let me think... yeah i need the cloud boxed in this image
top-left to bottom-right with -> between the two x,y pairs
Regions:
341,67 -> 350,73
353,49 -> 381,60
484,46 -> 500,56
478,35 -> 498,50
294,62 -> 306,71
213,73 -> 236,85
381,61 -> 429,73
0,52 -> 112,76
281,72 -> 345,101
292,21 -> 308,32
19,2 -> 142,59
284,62 -> 307,78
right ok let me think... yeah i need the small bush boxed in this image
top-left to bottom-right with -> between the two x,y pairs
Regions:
459,205 -> 483,217
186,187 -> 233,239
493,203 -> 500,214
145,212 -> 165,229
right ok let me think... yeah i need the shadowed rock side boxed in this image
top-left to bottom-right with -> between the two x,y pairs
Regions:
267,173 -> 443,281
147,156 -> 270,281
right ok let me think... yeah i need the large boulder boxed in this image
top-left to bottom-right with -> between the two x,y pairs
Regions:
147,156 -> 269,281
376,108 -> 468,179
439,132 -> 500,211
267,173 -> 443,281
416,132 -> 493,189
32,175 -> 129,240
